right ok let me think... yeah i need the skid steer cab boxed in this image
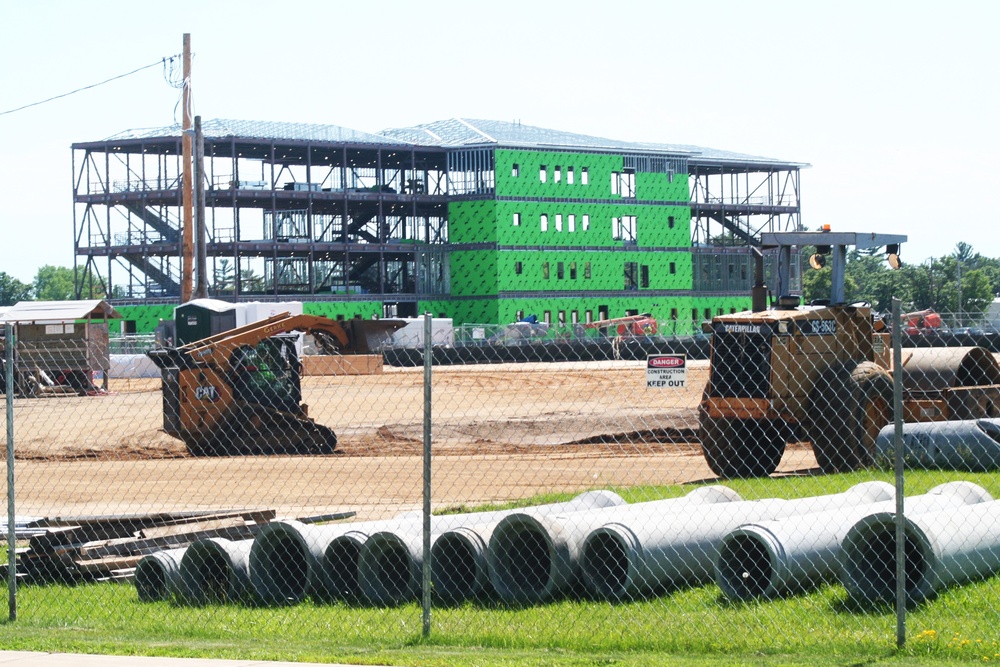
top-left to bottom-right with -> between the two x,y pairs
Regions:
148,313 -> 405,456
698,230 -> 1000,478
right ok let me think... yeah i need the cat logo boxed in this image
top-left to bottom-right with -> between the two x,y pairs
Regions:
195,385 -> 220,402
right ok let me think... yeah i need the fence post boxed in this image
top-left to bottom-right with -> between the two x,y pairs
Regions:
891,297 -> 905,647
421,312 -> 432,638
5,322 -> 16,621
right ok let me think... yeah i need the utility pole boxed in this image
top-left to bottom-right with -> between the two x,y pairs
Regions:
180,33 -> 194,303
194,115 -> 208,299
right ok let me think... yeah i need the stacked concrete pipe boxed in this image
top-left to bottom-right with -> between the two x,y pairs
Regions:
134,547 -> 188,602
430,486 -> 741,604
840,499 -> 1000,605
355,490 -> 628,606
491,481 -> 893,604
486,484 -> 762,604
248,508 -> 452,605
179,537 -> 254,604
715,481 -> 993,601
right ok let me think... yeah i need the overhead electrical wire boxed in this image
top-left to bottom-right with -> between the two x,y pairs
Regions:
0,55 -> 182,117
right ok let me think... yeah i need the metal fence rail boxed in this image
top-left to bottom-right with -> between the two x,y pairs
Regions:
4,309 -> 1000,658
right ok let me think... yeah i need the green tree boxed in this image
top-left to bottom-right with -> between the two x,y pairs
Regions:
0,272 -> 32,306
33,265 -> 108,300
33,265 -> 77,300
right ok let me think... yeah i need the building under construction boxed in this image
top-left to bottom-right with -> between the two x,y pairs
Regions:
72,118 -> 804,330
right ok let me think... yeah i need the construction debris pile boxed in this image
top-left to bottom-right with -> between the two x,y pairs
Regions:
9,509 -> 279,584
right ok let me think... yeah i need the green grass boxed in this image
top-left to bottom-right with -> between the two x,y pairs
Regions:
2,469 -> 999,666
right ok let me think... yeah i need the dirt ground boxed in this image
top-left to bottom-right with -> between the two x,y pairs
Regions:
1,360 -> 818,520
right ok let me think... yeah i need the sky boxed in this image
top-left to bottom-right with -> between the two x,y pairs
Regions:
1,0 -> 997,283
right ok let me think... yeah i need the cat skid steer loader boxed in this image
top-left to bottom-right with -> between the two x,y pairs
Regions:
148,313 -> 404,456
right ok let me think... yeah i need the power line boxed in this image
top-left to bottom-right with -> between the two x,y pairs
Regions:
0,56 -> 181,117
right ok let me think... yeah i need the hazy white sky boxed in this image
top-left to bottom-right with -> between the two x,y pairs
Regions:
1,0 -> 997,283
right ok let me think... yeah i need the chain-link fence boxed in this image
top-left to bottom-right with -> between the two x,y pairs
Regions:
3,304 -> 1000,660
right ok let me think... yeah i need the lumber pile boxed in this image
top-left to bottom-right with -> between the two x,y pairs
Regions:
11,509 -> 277,583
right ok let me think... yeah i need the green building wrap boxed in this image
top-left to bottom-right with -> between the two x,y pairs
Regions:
107,146 -> 752,333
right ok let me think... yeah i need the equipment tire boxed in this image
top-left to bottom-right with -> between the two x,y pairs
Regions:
806,361 -> 893,473
699,409 -> 786,478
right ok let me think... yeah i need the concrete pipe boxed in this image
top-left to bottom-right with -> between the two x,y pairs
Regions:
249,520 -> 341,605
715,481 -> 993,601
840,499 -> 1000,605
330,490 -> 628,604
486,484 -> 755,604
875,419 -> 1000,472
562,482 -> 894,603
358,530 -> 425,606
134,547 -> 187,602
179,537 -> 253,604
425,485 -> 740,605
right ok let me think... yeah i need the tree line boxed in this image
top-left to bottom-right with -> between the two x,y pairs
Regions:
801,242 -> 1000,322
0,266 -> 92,306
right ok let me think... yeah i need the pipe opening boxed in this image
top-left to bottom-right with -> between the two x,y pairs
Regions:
844,523 -> 926,604
362,538 -> 414,605
493,523 -> 551,597
135,560 -> 167,602
324,538 -> 363,600
432,534 -> 479,602
717,534 -> 773,600
581,531 -> 629,599
254,533 -> 309,603
188,548 -> 231,603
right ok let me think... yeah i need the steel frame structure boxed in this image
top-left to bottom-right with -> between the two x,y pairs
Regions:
72,121 -> 804,309
73,134 -> 448,312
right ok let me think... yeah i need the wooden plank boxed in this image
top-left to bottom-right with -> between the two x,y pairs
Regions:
80,522 -> 268,560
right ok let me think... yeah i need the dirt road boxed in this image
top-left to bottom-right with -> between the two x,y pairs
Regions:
2,360 -> 818,519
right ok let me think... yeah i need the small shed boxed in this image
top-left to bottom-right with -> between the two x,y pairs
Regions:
174,299 -> 238,345
0,300 -> 122,395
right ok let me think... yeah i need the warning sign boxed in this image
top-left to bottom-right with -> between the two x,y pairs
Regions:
646,354 -> 687,388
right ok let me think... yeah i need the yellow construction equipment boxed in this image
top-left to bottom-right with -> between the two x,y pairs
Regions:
147,313 -> 404,456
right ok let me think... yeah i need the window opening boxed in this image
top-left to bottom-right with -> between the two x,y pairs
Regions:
584,261 -> 591,279
515,261 -> 523,275
569,261 -> 577,280
540,214 -> 548,232
568,214 -> 576,232
624,261 -> 638,290
512,163 -> 520,177
513,212 -> 521,226
640,265 -> 650,288
567,167 -> 574,184
581,167 -> 589,185
543,262 -> 550,279
669,261 -> 676,274
554,166 -> 561,183
539,165 -> 547,182
555,214 -> 563,232
557,261 -> 565,279
582,214 -> 590,230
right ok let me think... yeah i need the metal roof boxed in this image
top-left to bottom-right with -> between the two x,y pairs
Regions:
1,300 -> 123,322
174,298 -> 237,314
380,118 -> 803,166
100,117 -> 803,166
105,119 -> 410,146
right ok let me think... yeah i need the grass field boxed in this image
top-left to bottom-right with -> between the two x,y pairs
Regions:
2,469 -> 1000,665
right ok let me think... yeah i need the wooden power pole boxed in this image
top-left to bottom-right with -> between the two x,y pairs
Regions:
181,33 -> 194,302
